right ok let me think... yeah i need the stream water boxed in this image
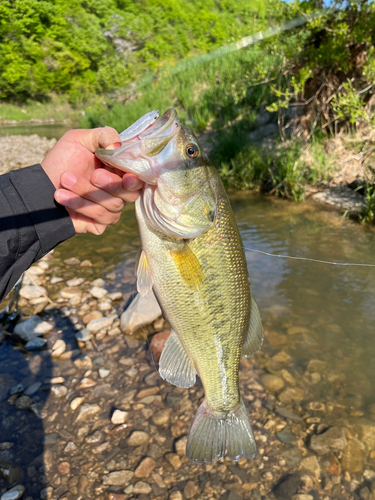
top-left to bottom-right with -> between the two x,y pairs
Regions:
1,176 -> 375,498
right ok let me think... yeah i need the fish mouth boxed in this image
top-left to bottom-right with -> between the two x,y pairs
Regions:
95,108 -> 181,182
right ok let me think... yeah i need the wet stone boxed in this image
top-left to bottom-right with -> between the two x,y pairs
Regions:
273,472 -> 302,500
169,492 -> 183,500
276,428 -> 295,445
51,339 -> 66,357
149,330 -> 171,362
152,408 -> 172,426
0,485 -> 25,500
310,426 -> 347,455
147,443 -> 164,459
0,463 -> 23,484
278,387 -> 305,404
134,457 -> 156,478
40,486 -> 53,499
75,404 -> 101,422
276,407 -> 302,423
111,410 -> 128,425
307,359 -> 327,372
66,277 -> 85,287
299,456 -> 321,479
341,439 -> 363,473
184,480 -> 200,499
25,337 -> 47,350
64,442 -> 77,453
20,285 -> 47,300
99,368 -> 110,378
13,315 -> 52,342
175,436 -> 187,456
86,316 -> 115,333
102,470 -> 134,486
127,431 -> 150,447
10,384 -> 23,396
64,257 -> 80,265
50,385 -> 68,398
75,329 -> 91,342
133,481 -> 152,494
261,374 -> 285,393
165,453 -> 182,470
14,395 -> 32,409
90,286 -> 108,299
58,462 -> 70,474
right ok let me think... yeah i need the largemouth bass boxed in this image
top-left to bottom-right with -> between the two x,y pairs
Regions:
96,108 -> 263,464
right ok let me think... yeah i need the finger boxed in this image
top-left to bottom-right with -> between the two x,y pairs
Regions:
91,170 -> 143,203
65,209 -> 107,235
60,171 -> 125,213
65,127 -> 121,153
55,190 -> 121,226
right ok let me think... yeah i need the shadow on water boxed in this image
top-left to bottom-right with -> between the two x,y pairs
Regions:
0,311 -> 78,498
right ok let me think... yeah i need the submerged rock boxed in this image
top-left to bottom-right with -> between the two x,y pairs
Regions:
310,427 -> 347,455
102,470 -> 134,486
120,291 -> 162,334
0,485 -> 25,500
13,316 -> 52,342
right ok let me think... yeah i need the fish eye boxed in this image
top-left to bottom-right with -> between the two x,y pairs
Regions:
186,145 -> 198,158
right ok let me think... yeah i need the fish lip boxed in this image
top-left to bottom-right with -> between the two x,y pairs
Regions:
139,108 -> 179,139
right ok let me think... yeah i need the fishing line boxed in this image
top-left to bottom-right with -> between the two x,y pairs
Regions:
241,245 -> 375,267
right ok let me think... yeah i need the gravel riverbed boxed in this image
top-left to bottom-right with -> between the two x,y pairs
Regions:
0,135 -> 57,175
1,250 -> 375,500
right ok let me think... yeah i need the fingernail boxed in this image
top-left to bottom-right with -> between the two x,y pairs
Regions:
93,171 -> 110,187
63,173 -> 77,187
56,191 -> 70,203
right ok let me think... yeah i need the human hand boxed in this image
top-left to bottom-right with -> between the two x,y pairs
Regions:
41,127 -> 143,235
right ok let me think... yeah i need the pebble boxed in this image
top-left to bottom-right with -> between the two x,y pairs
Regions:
134,457 -> 156,478
58,461 -> 70,474
278,387 -> 305,403
108,292 -> 122,301
99,301 -> 112,311
40,486 -> 53,499
92,278 -> 105,287
64,257 -> 80,265
169,492 -> 183,500
260,374 -> 285,392
165,453 -> 182,470
149,330 -> 171,362
299,456 -> 321,479
64,441 -> 77,453
25,337 -> 47,350
90,286 -> 108,299
0,485 -> 25,500
111,410 -> 128,425
86,316 -> 115,333
307,359 -> 327,372
133,481 -> 152,494
75,404 -> 101,422
51,339 -> 66,357
184,481 -> 200,499
152,408 -> 172,426
66,277 -> 85,287
50,385 -> 68,398
20,285 -> 47,299
75,329 -> 91,342
276,428 -> 295,445
341,439 -> 363,473
310,427 -> 348,455
10,383 -> 23,395
13,315 -> 52,342
291,496 -> 314,500
175,436 -> 187,456
102,470 -> 134,486
99,368 -> 110,378
127,431 -> 150,447
83,310 -> 103,324
50,276 -> 63,284
78,378 -> 96,389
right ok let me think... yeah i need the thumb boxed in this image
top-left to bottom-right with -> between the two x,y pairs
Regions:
70,126 -> 121,153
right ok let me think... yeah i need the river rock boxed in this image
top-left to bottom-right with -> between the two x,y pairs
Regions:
0,463 -> 23,484
307,359 -> 327,372
70,397 -> 85,411
310,427 -> 347,455
278,387 -> 305,403
127,431 -> 150,447
261,374 -> 285,392
83,310 -> 103,324
152,408 -> 172,426
133,481 -> 152,494
273,472 -> 302,500
299,456 -> 321,479
111,410 -> 128,425
103,470 -> 134,486
90,286 -> 108,299
25,337 -> 47,350
341,439 -> 363,473
108,292 -> 122,301
75,404 -> 101,422
0,485 -> 25,500
50,385 -> 68,398
13,316 -> 52,342
98,368 -> 110,378
359,420 -> 375,450
313,186 -> 366,211
66,277 -> 85,287
134,457 -> 156,478
149,330 -> 171,362
86,316 -> 115,333
24,382 -> 41,396
184,480 -> 200,499
120,291 -> 162,334
51,339 -> 66,357
165,453 -> 181,470
75,329 -> 91,342
19,285 -> 47,300
175,436 -> 187,456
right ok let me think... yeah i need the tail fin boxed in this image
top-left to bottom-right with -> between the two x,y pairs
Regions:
186,399 -> 256,464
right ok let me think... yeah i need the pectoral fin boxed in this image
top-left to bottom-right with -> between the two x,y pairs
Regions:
159,331 -> 196,388
241,293 -> 264,358
136,250 -> 153,297
170,246 -> 204,290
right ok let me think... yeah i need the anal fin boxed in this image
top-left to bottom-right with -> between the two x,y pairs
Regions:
136,250 -> 153,297
241,293 -> 264,358
159,331 -> 196,388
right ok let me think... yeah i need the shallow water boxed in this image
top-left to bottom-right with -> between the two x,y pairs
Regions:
1,192 -> 375,499
0,122 -> 70,140
56,193 -> 375,417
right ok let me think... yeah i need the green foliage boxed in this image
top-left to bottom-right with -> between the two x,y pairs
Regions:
0,0 -> 270,102
358,186 -> 375,224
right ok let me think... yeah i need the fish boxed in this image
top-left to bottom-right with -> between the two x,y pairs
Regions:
95,108 -> 264,464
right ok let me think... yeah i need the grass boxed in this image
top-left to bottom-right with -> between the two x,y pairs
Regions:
0,95 -> 77,124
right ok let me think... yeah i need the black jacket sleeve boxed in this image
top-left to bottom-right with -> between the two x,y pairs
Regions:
0,164 -> 75,302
